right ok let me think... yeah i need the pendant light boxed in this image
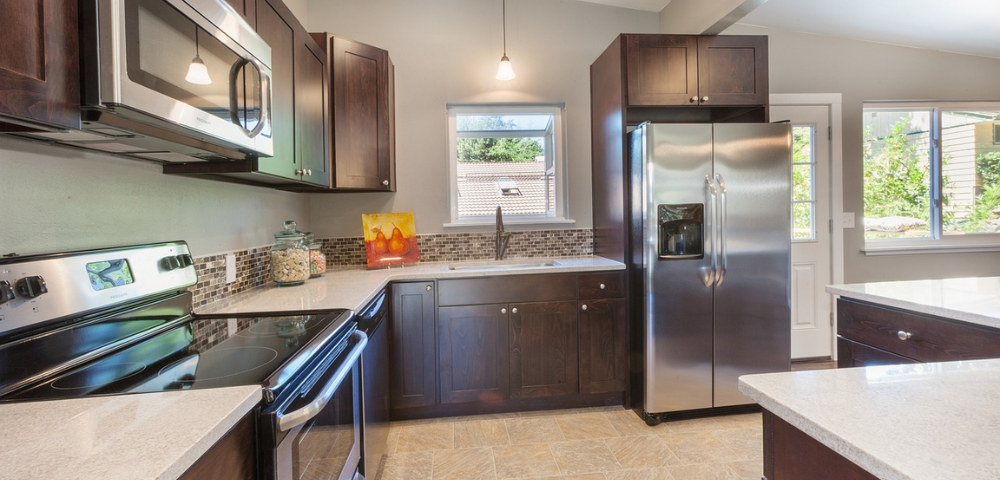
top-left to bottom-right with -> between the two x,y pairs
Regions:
185,28 -> 212,85
495,0 -> 515,81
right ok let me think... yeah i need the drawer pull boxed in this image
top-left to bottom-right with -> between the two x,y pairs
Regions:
581,304 -> 588,311
897,331 -> 913,341
599,283 -> 606,290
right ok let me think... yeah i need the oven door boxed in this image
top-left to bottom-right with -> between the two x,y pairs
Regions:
92,0 -> 273,157
265,330 -> 368,480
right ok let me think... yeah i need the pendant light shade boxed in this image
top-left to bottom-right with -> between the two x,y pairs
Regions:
186,29 -> 212,85
496,0 -> 515,81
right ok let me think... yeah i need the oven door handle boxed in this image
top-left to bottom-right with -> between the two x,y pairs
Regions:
276,330 -> 368,432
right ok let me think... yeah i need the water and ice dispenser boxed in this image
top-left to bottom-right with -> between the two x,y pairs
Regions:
657,204 -> 704,259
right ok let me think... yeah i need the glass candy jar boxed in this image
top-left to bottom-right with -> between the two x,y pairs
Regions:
306,234 -> 326,278
271,221 -> 310,286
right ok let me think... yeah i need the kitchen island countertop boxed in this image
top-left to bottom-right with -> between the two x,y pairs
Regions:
197,256 -> 625,315
0,385 -> 261,480
826,277 -> 1000,330
739,359 -> 1000,480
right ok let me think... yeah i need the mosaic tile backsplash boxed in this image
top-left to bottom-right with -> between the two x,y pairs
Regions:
188,228 -> 594,308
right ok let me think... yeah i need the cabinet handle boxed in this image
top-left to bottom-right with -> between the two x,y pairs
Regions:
701,96 -> 709,102
690,96 -> 698,103
599,283 -> 606,290
511,307 -> 518,314
501,308 -> 507,314
425,284 -> 432,292
382,180 -> 390,186
305,169 -> 312,176
581,304 -> 588,311
897,330 -> 913,340
294,169 -> 304,175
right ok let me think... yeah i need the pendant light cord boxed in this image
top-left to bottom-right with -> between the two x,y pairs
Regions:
502,0 -> 507,56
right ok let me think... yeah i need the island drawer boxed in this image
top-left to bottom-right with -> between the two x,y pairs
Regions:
837,298 -> 1000,363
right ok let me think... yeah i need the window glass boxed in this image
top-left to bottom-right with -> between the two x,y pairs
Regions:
940,110 -> 1000,235
862,109 -> 933,239
448,105 -> 565,223
792,125 -> 816,240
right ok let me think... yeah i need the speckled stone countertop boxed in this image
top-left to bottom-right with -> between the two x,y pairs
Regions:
197,256 -> 625,315
0,386 -> 261,480
739,360 -> 1000,480
827,277 -> 1000,329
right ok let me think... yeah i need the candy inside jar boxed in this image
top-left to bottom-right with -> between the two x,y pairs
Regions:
306,235 -> 326,278
271,221 -> 310,286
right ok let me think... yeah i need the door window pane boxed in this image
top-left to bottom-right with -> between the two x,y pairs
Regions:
792,126 -> 816,240
940,110 -> 1000,235
862,110 -> 933,239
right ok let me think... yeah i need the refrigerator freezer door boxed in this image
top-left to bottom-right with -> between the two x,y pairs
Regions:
642,123 -> 716,413
711,123 -> 792,407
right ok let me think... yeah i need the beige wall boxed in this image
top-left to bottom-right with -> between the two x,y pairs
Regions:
305,0 -> 658,237
725,23 -> 1000,282
0,137 -> 309,257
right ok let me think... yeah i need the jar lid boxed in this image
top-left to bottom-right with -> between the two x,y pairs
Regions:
275,220 -> 306,241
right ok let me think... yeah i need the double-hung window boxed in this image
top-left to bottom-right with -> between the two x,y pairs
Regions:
863,102 -> 1000,253
445,104 -> 569,226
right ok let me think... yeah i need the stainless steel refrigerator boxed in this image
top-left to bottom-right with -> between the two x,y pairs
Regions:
630,123 -> 791,422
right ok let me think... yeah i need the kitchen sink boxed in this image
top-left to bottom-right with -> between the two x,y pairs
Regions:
447,259 -> 561,270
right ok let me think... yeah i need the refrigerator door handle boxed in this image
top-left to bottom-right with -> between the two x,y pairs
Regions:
705,174 -> 718,288
714,173 -> 728,287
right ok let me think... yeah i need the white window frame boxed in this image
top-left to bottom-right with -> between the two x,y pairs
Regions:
444,103 -> 573,227
863,101 -> 1000,255
791,123 -> 818,243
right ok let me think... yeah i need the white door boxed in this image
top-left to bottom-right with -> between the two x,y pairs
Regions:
772,105 -> 833,359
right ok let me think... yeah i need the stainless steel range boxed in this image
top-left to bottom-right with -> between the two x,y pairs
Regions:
0,241 -> 365,480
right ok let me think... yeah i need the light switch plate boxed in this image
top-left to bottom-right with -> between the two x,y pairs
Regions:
225,253 -> 237,284
842,212 -> 855,229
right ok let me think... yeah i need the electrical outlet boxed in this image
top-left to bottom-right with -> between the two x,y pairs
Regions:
225,253 -> 237,284
843,212 -> 855,229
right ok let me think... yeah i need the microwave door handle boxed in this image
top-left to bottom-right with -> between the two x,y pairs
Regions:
714,173 -> 728,287
246,65 -> 269,139
276,330 -> 368,432
229,57 -> 250,133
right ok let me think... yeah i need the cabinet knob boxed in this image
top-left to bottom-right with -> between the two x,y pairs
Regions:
511,307 -> 518,314
382,180 -> 390,186
599,283 -> 606,290
305,169 -> 312,176
581,304 -> 588,311
294,169 -> 304,175
425,284 -> 432,292
701,96 -> 709,102
897,330 -> 913,340
690,96 -> 698,103
501,308 -> 507,314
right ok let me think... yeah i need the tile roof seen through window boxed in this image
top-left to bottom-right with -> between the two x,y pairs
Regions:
456,161 -> 552,217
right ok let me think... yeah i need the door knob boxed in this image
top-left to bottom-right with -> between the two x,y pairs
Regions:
382,180 -> 389,186
511,307 -> 518,314
690,96 -> 698,103
501,308 -> 507,314
701,96 -> 709,102
581,304 -> 588,311
599,284 -> 606,290
425,284 -> 432,292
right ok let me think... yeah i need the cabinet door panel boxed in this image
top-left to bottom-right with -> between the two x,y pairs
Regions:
625,35 -> 698,106
836,336 -> 916,369
510,301 -> 578,398
332,37 -> 391,190
295,32 -> 329,186
439,304 -> 510,404
696,35 -> 768,106
0,0 -> 79,130
255,1 -> 298,179
391,282 -> 437,409
579,298 -> 627,394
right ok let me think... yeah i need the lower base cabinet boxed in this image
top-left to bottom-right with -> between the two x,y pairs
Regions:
763,410 -> 877,480
179,412 -> 256,480
390,271 -> 627,419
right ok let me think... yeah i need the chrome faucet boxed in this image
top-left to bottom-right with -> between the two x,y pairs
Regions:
495,205 -> 512,260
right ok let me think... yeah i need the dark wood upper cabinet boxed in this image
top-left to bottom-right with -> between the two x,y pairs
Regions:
223,0 -> 256,28
625,34 -> 767,107
0,0 -> 80,132
390,282 -> 437,409
254,0 -> 298,181
295,28 -> 330,187
314,35 -> 395,191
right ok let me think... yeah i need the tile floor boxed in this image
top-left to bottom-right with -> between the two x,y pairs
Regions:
377,406 -> 763,480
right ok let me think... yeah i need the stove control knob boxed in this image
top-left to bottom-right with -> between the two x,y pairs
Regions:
15,276 -> 47,299
160,256 -> 181,271
0,281 -> 14,305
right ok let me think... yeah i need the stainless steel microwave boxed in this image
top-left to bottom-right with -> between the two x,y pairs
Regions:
64,0 -> 274,161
